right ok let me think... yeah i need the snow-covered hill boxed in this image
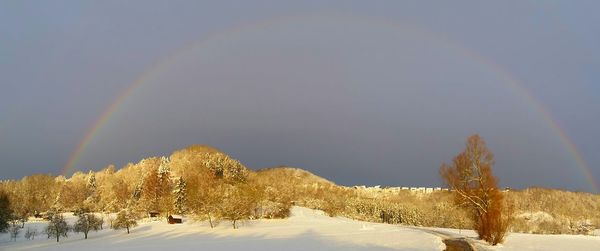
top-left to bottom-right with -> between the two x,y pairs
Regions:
1,207 -> 599,251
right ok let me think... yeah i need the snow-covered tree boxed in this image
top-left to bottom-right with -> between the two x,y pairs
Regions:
85,171 -> 99,207
200,153 -> 248,182
158,157 -> 170,180
221,184 -> 260,229
173,177 -> 187,215
140,167 -> 160,213
99,180 -> 121,213
186,169 -> 223,228
132,180 -> 143,202
60,174 -> 88,210
113,210 -> 137,234
46,214 -> 69,242
86,171 -> 97,192
73,213 -> 102,239
157,158 -> 174,214
21,174 -> 58,216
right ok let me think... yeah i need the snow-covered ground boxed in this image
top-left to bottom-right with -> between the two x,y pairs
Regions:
1,207 -> 599,251
423,227 -> 600,251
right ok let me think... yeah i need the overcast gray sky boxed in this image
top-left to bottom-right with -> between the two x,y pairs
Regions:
1,1 -> 599,193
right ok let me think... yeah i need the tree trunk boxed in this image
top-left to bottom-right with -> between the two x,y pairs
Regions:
84,231 -> 88,239
233,219 -> 237,229
208,213 -> 214,228
126,225 -> 130,234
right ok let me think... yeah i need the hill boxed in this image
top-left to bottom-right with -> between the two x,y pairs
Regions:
256,166 -> 335,186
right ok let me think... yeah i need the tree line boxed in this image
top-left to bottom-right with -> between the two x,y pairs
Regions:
1,138 -> 598,245
0,146 -> 287,238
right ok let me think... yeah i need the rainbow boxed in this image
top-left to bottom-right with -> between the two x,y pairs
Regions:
61,14 -> 599,193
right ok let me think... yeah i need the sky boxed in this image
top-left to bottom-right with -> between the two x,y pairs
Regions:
1,1 -> 599,193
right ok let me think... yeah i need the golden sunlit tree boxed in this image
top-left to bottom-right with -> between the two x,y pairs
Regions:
440,134 -> 511,245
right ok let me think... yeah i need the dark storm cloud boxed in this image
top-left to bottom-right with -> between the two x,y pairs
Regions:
1,1 -> 599,192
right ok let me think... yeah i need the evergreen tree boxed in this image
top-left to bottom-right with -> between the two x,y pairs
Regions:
157,157 -> 174,214
158,156 -> 171,181
173,177 -> 187,215
86,171 -> 97,192
84,171 -> 100,211
0,192 -> 12,232
132,181 -> 143,202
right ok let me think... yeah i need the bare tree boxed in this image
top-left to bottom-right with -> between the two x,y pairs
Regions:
46,213 -> 69,242
73,213 -> 102,239
440,134 -> 511,245
24,227 -> 37,240
113,210 -> 137,234
9,224 -> 20,241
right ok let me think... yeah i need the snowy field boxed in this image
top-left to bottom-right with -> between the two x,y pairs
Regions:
1,207 -> 599,251
424,227 -> 600,251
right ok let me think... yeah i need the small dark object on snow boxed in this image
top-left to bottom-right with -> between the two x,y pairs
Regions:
168,215 -> 182,224
443,238 -> 475,251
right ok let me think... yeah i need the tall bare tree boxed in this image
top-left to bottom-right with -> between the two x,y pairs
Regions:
440,134 -> 511,245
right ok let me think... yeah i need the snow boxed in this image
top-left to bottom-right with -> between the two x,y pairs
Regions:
1,207 -> 599,251
423,227 -> 600,251
1,207 -> 443,251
